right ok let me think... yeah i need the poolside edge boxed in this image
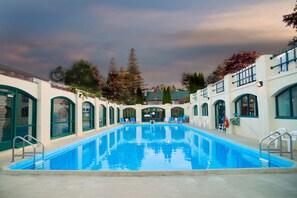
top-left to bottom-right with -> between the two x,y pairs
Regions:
2,166 -> 297,177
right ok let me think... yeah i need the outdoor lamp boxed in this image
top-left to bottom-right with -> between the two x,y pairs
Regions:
257,80 -> 263,87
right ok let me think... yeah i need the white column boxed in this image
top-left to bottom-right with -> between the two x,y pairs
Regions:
75,92 -> 83,136
36,80 -> 51,145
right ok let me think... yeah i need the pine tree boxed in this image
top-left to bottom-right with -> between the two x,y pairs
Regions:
188,72 -> 205,94
162,87 -> 166,104
135,87 -> 144,104
167,86 -> 172,104
126,48 -> 144,104
127,48 -> 143,92
105,57 -> 120,101
197,72 -> 205,90
162,86 -> 172,104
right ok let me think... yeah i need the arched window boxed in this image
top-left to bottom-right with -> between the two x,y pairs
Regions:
276,84 -> 297,118
142,107 -> 165,122
51,97 -> 75,138
235,94 -> 258,117
193,105 -> 198,116
109,106 -> 114,125
171,107 -> 184,117
82,102 -> 94,131
123,108 -> 136,119
99,105 -> 106,127
202,103 -> 208,116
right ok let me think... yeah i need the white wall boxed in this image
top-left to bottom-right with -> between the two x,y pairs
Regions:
189,51 -> 297,142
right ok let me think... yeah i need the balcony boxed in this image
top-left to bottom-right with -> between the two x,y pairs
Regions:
270,47 -> 297,74
232,64 -> 256,87
212,80 -> 224,94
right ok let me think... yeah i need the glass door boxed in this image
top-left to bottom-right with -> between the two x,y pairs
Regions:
0,93 -> 13,151
215,100 -> 225,129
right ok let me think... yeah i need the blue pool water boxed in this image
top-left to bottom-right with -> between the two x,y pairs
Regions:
9,124 -> 294,171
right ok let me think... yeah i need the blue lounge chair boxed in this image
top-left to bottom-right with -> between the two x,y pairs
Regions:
168,117 -> 174,123
120,117 -> 126,124
177,117 -> 183,123
130,117 -> 136,123
182,115 -> 187,122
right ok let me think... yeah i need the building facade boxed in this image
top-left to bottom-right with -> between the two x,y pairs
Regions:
189,47 -> 297,142
0,47 -> 296,151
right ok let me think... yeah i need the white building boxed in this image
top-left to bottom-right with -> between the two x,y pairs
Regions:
189,47 -> 297,141
0,47 -> 296,151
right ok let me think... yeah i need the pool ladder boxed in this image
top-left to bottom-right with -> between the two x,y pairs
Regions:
259,132 -> 293,165
11,135 -> 45,168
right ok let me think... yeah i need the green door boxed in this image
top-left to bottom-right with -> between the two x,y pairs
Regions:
0,93 -> 13,151
215,100 -> 225,129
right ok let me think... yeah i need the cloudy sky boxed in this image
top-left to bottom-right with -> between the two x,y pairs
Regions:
0,0 -> 295,88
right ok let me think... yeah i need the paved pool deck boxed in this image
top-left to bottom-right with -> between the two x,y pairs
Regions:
1,124 -> 297,198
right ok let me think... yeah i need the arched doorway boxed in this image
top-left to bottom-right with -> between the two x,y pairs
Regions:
141,107 -> 165,122
171,107 -> 184,118
0,86 -> 37,151
123,108 -> 136,120
214,100 -> 225,129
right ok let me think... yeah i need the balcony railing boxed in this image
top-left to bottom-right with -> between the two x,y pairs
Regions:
270,47 -> 297,73
201,88 -> 208,98
212,80 -> 224,94
232,64 -> 256,87
0,64 -> 48,82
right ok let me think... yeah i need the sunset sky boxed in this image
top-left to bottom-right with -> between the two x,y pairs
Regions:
0,0 -> 296,88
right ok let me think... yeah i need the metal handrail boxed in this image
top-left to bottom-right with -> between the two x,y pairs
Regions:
267,133 -> 293,162
24,135 -> 45,161
259,132 -> 280,155
11,136 -> 45,168
259,132 -> 293,164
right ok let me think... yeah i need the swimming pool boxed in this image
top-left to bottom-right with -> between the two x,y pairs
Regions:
9,124 -> 294,171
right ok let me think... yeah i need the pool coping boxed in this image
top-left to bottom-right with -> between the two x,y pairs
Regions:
2,166 -> 297,177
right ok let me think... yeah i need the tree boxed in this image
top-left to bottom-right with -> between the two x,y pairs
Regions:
288,36 -> 297,47
104,57 -> 121,101
206,65 -> 225,84
181,72 -> 191,90
92,66 -> 105,92
117,66 -> 130,103
49,66 -> 65,83
162,87 -> 166,104
135,87 -> 144,104
64,60 -> 102,94
283,4 -> 297,30
184,72 -> 205,94
162,86 -> 171,104
126,48 -> 144,104
166,86 -> 172,104
223,51 -> 260,75
283,4 -> 297,47
206,51 -> 260,84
